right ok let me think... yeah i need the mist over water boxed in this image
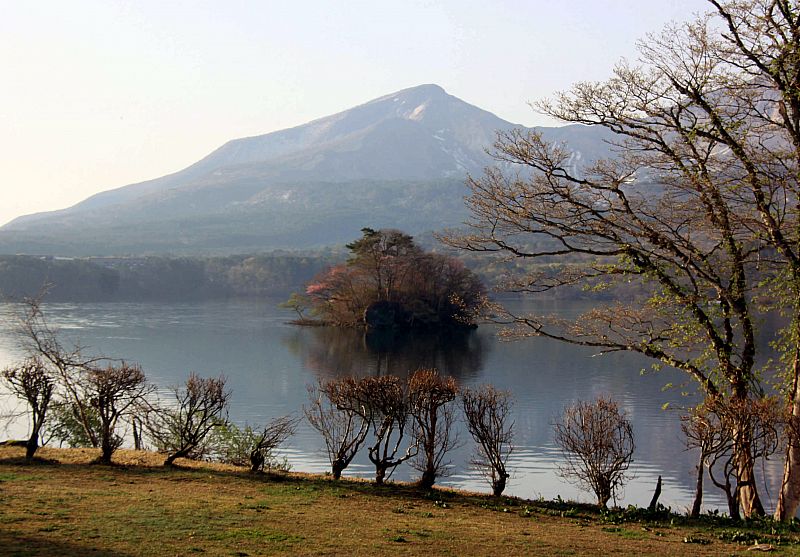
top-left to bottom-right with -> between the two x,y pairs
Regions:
0,298 -> 763,512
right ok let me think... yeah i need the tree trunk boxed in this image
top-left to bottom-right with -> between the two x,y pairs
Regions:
98,418 -> 116,465
24,436 -> 38,461
726,484 -> 741,521
736,456 -> 764,517
418,468 -> 436,489
596,475 -> 612,509
331,460 -> 345,480
132,418 -> 143,451
691,454 -> 704,518
492,474 -> 508,497
164,446 -> 192,466
776,350 -> 800,521
648,475 -> 662,512
375,465 -> 387,486
733,414 -> 764,518
250,449 -> 265,473
25,417 -> 42,461
100,439 -> 114,465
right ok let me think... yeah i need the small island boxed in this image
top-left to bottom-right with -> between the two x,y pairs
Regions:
289,228 -> 485,330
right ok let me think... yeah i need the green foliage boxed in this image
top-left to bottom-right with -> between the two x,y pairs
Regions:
278,293 -> 312,320
209,423 -> 291,472
46,401 -> 101,448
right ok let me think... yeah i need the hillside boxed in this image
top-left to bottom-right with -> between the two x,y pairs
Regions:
0,85 -> 612,256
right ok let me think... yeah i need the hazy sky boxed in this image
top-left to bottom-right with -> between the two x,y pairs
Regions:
1,0 -> 710,226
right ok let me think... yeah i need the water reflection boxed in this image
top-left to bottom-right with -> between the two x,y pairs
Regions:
283,326 -> 488,380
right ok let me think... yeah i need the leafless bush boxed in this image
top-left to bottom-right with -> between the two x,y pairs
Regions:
85,363 -> 150,464
554,396 -> 634,508
682,396 -> 781,520
408,368 -> 459,488
1,356 -> 55,459
304,380 -> 369,479
213,415 -> 299,472
462,385 -> 514,496
145,373 -> 231,466
358,376 -> 416,485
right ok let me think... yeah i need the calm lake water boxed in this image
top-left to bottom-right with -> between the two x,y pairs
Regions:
0,298 -> 774,512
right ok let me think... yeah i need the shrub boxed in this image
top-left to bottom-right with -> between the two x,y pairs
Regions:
462,385 -> 514,496
553,396 -> 634,508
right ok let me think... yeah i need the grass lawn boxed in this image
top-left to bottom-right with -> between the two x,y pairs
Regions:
0,445 -> 797,556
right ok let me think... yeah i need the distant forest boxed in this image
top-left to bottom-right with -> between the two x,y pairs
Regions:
0,245 -> 635,303
0,253 -> 338,302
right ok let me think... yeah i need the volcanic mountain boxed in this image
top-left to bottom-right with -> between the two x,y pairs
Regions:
0,84 -> 612,256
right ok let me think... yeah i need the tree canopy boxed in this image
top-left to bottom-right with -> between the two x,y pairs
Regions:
305,228 -> 485,329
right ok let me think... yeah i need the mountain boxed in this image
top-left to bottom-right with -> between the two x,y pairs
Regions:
0,84 -> 613,256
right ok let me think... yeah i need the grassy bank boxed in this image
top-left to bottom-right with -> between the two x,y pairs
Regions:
0,446 -> 797,556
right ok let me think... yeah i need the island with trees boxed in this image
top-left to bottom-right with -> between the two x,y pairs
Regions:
296,228 -> 485,330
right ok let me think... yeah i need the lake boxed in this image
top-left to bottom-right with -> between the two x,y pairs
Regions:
0,298 -> 767,512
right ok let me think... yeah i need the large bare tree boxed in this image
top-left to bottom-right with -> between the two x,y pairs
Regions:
447,0 -> 800,518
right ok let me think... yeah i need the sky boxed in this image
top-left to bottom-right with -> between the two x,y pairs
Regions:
1,0 -> 711,227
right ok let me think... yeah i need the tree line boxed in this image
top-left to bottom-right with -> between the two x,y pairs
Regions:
0,251 -> 627,304
0,253 -> 336,302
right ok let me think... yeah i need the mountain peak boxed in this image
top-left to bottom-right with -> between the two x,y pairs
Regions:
372,83 -> 450,107
0,85 -> 613,255
397,83 -> 447,96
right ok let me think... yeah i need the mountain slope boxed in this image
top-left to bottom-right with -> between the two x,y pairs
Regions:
0,84 -> 612,256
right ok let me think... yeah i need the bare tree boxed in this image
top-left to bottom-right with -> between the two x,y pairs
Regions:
15,294 -> 107,448
358,376 -> 417,485
462,385 -> 514,496
682,396 -> 781,520
1,357 -> 55,460
145,373 -> 231,466
553,397 -> 634,508
85,363 -> 150,465
408,368 -> 459,488
304,380 -> 369,479
247,416 -> 299,472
